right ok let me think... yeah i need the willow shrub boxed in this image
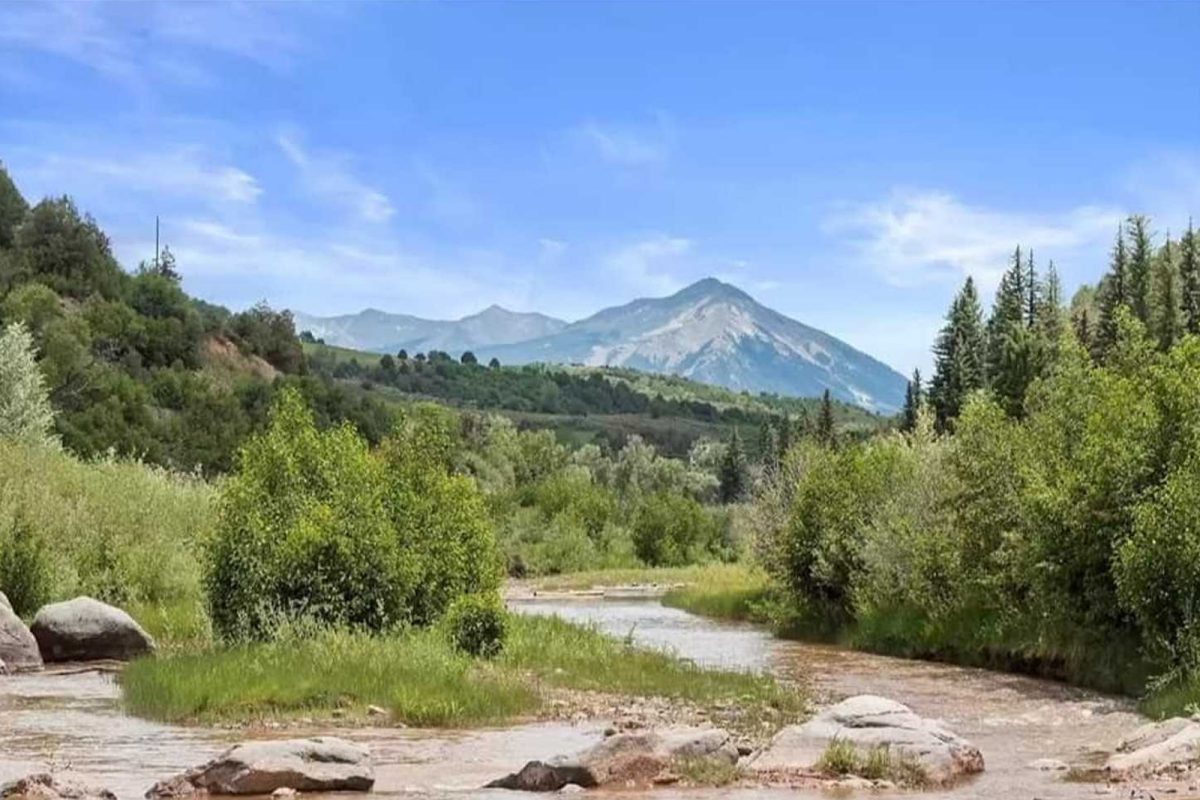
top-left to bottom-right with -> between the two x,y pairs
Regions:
206,390 -> 501,641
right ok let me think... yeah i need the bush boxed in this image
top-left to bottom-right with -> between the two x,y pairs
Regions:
0,510 -> 52,616
631,491 -> 722,567
206,389 -> 411,640
443,593 -> 508,658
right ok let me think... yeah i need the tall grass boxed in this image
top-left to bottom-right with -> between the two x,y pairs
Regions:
529,563 -> 754,593
0,442 -> 213,614
121,614 -> 805,728
661,565 -> 772,622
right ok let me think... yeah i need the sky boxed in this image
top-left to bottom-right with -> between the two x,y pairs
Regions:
1,1 -> 1198,376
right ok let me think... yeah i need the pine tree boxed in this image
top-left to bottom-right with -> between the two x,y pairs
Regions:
718,427 -> 748,503
1025,248 -> 1039,326
930,277 -> 986,429
776,413 -> 792,464
1096,228 -> 1130,358
816,389 -> 836,446
1180,219 -> 1200,335
1126,214 -> 1154,325
901,368 -> 922,432
986,247 -> 1028,384
1035,260 -> 1064,363
757,419 -> 780,473
1151,236 -> 1182,351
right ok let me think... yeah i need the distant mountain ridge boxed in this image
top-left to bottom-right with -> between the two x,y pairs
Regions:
295,278 -> 907,412
293,305 -> 567,356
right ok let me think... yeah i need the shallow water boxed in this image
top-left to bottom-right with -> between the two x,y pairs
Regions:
0,596 -> 1187,799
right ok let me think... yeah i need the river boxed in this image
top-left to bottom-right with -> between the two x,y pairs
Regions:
0,594 -> 1175,799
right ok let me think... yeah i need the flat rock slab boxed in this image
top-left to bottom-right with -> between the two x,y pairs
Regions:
1106,717 -> 1200,778
146,737 -> 374,796
2,774 -> 116,800
0,602 -> 42,671
31,597 -> 154,663
749,694 -> 984,785
488,727 -> 738,791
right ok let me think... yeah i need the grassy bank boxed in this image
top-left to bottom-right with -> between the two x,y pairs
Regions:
121,613 -> 804,729
527,563 -> 757,593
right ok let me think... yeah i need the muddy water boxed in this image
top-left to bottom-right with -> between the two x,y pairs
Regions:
0,596 -> 1173,799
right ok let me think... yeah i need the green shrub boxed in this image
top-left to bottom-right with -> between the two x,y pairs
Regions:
0,510 -> 52,616
631,491 -> 721,567
206,389 -> 411,640
443,593 -> 508,658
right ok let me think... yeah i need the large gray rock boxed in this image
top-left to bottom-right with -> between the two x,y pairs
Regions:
1,773 -> 116,800
31,597 -> 154,662
1105,717 -> 1200,777
145,737 -> 374,796
0,600 -> 42,672
488,727 -> 738,791
1,590 -> 11,611
749,695 -> 984,785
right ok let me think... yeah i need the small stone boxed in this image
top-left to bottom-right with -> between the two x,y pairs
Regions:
271,790 -> 296,799
366,705 -> 387,717
1029,758 -> 1070,772
603,727 -> 617,737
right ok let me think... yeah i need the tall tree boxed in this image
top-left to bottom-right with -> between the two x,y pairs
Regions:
1025,248 -> 1039,326
0,322 -> 57,448
1096,228 -> 1130,358
757,418 -> 780,473
816,389 -> 836,446
1035,260 -> 1065,363
1126,214 -> 1154,324
1151,236 -> 1182,351
901,368 -> 922,432
1180,219 -> 1200,335
986,247 -> 1028,383
717,427 -> 748,503
0,162 -> 28,250
930,277 -> 986,429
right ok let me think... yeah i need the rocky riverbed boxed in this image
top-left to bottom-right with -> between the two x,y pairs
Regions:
3,594 -> 1199,799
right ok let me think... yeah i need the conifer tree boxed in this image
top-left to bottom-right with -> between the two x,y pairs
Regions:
1180,220 -> 1200,335
816,389 -> 836,446
1151,236 -> 1182,351
930,277 -> 986,429
901,368 -> 922,432
986,247 -> 1028,383
718,427 -> 748,503
757,419 -> 780,473
1025,248 -> 1039,326
1096,228 -> 1130,357
1126,214 -> 1154,324
1035,260 -> 1065,363
776,413 -> 792,464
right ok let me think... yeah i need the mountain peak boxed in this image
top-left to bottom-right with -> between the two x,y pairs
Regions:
672,277 -> 751,303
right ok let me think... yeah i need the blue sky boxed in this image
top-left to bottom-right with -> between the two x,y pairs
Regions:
1,1 -> 1197,375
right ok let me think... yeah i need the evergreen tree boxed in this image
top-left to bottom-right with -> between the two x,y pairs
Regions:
1025,248 -> 1039,326
1151,236 -> 1182,351
1180,220 -> 1200,335
776,413 -> 793,463
757,419 -> 780,473
0,162 -> 29,250
986,247 -> 1028,383
717,427 -> 748,503
1126,214 -> 1154,325
816,388 -> 836,446
901,368 -> 922,432
930,277 -> 986,428
1096,228 -> 1130,357
1035,260 -> 1065,363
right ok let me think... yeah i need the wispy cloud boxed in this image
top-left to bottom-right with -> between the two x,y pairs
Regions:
576,115 -> 674,168
278,133 -> 394,223
827,189 -> 1122,292
604,235 -> 692,295
18,147 -> 261,206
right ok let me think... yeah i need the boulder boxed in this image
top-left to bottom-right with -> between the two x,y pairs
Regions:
145,737 -> 374,796
749,695 -> 984,785
1105,717 -> 1200,778
1,590 -> 11,611
1,774 -> 116,800
0,601 -> 43,672
31,597 -> 154,662
487,727 -> 738,791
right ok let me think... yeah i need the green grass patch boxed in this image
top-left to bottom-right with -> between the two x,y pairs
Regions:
120,613 -> 805,729
815,740 -> 929,787
661,565 -> 772,622
528,563 -> 752,593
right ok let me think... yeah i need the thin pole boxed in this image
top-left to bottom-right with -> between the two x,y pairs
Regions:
155,216 -> 160,269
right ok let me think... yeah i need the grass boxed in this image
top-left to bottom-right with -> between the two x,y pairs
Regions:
528,563 -> 754,594
814,740 -> 929,787
674,756 -> 743,787
120,613 -> 805,729
661,565 -> 772,622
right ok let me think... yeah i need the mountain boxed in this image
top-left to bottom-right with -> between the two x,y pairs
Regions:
479,278 -> 907,413
293,305 -> 568,355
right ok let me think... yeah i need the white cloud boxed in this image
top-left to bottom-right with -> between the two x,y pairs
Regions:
21,148 -> 261,205
278,133 -> 394,223
576,116 -> 674,167
604,235 -> 692,296
828,189 -> 1122,293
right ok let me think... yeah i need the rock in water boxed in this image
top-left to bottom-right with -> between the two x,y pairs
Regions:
1105,717 -> 1200,778
487,727 -> 738,791
1,774 -> 116,800
145,737 -> 374,796
749,695 -> 984,785
31,597 -> 154,662
0,600 -> 43,672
